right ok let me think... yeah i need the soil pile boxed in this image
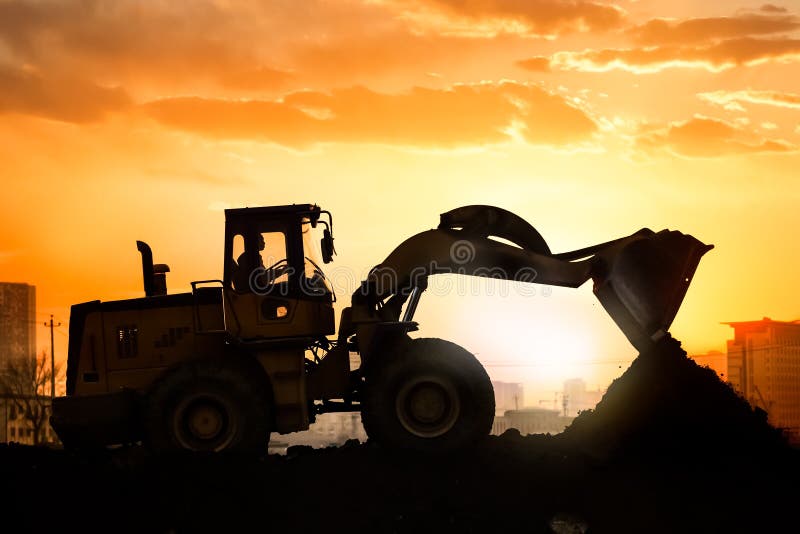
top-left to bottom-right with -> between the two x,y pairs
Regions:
561,335 -> 786,459
1,336 -> 796,533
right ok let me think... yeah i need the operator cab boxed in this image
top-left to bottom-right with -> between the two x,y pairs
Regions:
221,204 -> 336,340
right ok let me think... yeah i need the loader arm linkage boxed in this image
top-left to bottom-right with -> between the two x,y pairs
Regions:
350,205 -> 712,355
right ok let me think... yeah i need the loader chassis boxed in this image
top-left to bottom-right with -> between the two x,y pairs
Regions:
51,203 -> 711,454
57,289 -> 324,443
53,205 -> 337,450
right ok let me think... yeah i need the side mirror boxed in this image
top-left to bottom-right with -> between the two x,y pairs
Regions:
321,229 -> 335,264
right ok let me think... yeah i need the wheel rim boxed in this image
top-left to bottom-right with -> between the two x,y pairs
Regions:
396,375 -> 460,438
173,393 -> 238,451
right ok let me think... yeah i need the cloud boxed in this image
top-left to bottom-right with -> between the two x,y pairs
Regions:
0,1 -> 317,92
723,101 -> 747,112
760,4 -> 788,14
143,83 -> 596,148
0,0 -> 549,93
527,9 -> 800,74
698,89 -> 800,110
516,56 -> 552,72
287,30 -> 494,86
549,37 -> 800,73
0,66 -> 130,123
399,0 -> 627,36
626,14 -> 800,45
217,67 -> 294,91
636,116 -> 795,158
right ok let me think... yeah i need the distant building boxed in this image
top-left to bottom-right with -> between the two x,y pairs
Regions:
689,350 -> 727,379
0,282 -> 36,366
492,381 -> 523,415
725,318 -> 800,444
269,412 -> 367,453
0,282 -> 37,443
562,378 -> 604,417
0,396 -> 57,445
492,407 -> 573,436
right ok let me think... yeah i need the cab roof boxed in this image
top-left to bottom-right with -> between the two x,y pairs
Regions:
224,204 -> 320,220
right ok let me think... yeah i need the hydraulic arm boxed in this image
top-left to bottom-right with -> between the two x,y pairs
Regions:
350,205 -> 712,353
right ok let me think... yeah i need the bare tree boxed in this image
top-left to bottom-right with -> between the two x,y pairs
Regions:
0,351 -> 62,445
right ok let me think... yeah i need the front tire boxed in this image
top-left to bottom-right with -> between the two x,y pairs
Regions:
361,338 -> 495,453
144,359 -> 272,454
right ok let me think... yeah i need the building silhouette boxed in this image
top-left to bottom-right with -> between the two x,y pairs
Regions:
492,381 -> 523,415
492,407 -> 573,436
562,378 -> 604,417
1,398 -> 57,445
0,282 -> 39,443
725,318 -> 800,443
0,282 -> 36,366
268,412 -> 367,453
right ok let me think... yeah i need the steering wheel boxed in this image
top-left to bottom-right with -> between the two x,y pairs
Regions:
248,259 -> 290,293
262,259 -> 289,282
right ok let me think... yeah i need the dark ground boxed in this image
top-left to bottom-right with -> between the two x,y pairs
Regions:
2,336 -> 798,533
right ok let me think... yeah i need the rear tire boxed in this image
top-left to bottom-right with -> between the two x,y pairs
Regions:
361,338 -> 495,454
144,359 -> 272,454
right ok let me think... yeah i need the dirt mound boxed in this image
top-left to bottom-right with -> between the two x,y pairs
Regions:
1,336 -> 796,533
560,335 -> 787,460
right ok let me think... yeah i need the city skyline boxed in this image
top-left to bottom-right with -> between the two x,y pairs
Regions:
3,275 -> 795,406
0,282 -> 36,364
2,275 -> 795,410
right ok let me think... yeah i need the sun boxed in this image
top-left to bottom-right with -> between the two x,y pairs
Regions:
414,277 -> 623,394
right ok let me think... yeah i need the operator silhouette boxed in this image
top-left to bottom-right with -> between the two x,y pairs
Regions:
234,234 -> 290,293
233,234 -> 266,291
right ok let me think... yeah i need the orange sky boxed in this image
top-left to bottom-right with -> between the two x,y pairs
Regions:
2,0 -> 799,403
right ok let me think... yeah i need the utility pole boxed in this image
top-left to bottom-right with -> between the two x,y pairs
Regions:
45,315 -> 61,398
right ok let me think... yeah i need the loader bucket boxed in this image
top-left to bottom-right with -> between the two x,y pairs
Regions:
592,230 -> 713,352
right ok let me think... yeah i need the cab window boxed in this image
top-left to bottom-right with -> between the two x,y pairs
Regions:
231,231 -> 288,292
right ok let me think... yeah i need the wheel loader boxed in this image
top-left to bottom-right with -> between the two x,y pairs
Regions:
50,204 -> 712,454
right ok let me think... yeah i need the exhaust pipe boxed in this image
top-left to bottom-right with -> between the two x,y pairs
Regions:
136,241 -> 170,297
